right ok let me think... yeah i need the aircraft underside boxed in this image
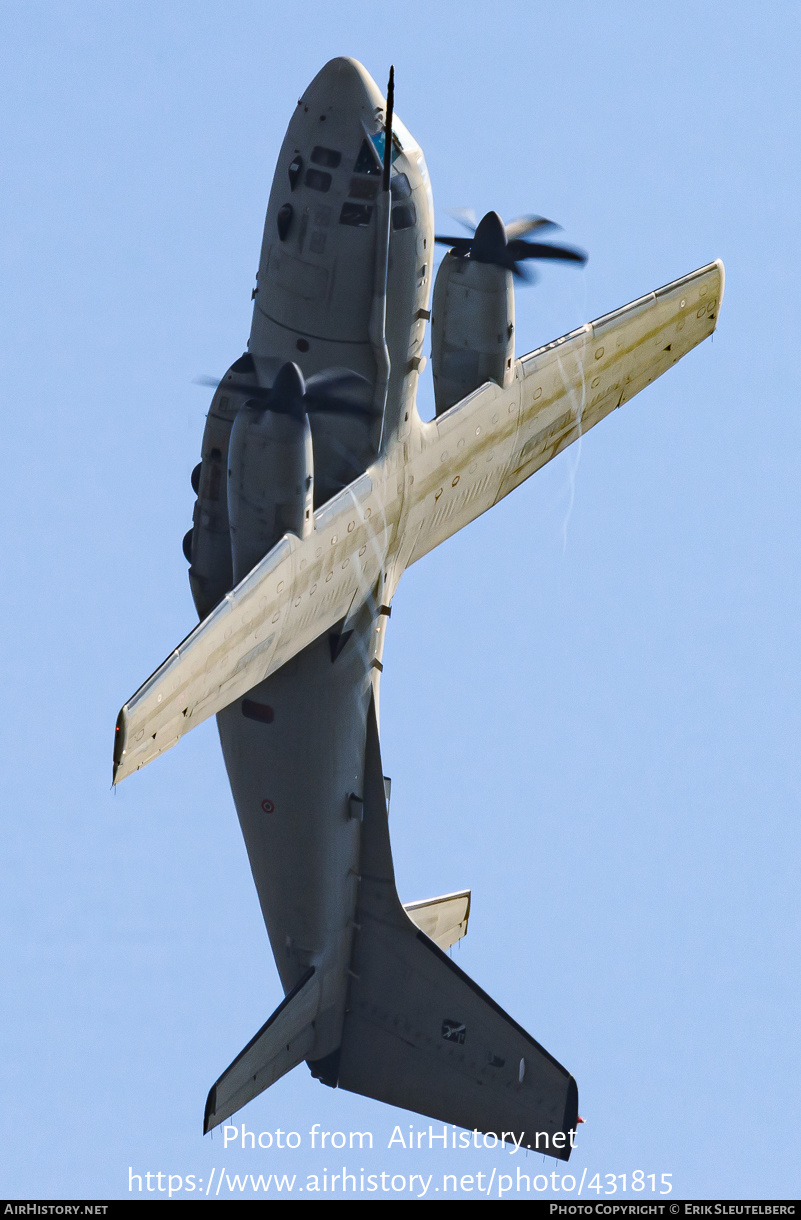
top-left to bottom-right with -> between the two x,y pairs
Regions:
114,55 -> 723,1157
216,603 -> 375,1063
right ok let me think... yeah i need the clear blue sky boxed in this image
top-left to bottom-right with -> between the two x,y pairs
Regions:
2,0 -> 799,1201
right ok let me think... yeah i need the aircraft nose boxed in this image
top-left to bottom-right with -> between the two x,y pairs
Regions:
298,57 -> 385,122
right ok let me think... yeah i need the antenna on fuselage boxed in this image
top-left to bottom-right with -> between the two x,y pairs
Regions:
382,66 -> 395,192
373,66 -> 395,450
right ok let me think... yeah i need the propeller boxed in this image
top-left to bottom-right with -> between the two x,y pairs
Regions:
194,362 -> 376,419
435,210 -> 587,281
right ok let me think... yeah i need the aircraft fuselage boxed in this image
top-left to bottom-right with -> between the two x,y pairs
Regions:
117,53 -> 722,1146
201,58 -> 431,1070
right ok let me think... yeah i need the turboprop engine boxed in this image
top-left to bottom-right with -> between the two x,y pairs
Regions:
185,358 -> 375,614
186,352 -> 261,619
431,238 -> 515,417
227,362 -> 314,584
431,210 -> 587,417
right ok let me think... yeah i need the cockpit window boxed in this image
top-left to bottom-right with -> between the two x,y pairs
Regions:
390,173 -> 411,200
288,155 -> 303,190
311,146 -> 341,168
349,176 -> 379,201
353,139 -> 381,176
392,203 -> 416,230
371,131 -> 401,167
304,168 -> 332,192
340,202 -> 373,227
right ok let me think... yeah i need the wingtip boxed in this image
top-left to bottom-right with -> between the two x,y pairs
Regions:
563,1075 -> 579,1157
203,1083 -> 217,1135
714,257 -> 726,308
112,708 -> 127,785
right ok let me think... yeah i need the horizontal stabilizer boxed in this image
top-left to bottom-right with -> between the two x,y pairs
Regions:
204,967 -> 320,1133
336,699 -> 578,1160
404,889 -> 471,950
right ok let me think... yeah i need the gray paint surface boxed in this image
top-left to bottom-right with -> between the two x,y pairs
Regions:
112,57 -> 721,1149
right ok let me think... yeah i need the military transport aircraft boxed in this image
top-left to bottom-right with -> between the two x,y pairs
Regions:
113,57 -> 723,1159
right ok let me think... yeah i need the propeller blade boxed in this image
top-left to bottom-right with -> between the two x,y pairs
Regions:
511,262 -> 537,283
504,214 -> 560,240
305,368 -> 377,417
192,374 -> 272,400
434,235 -> 474,252
194,365 -> 375,417
445,207 -> 478,233
305,367 -> 371,400
305,401 -> 378,419
436,208 -> 587,281
508,240 -> 587,265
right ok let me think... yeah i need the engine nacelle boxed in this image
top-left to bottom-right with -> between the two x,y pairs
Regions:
187,353 -> 261,620
227,405 -> 314,585
430,252 -> 515,417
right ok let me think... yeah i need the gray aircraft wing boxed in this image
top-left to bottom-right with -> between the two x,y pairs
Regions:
406,260 -> 724,565
113,261 -> 722,784
113,473 -> 386,783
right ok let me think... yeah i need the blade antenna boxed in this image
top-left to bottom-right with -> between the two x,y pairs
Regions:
374,66 -> 394,451
382,65 -> 394,192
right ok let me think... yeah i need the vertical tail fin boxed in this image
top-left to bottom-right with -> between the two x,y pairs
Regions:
334,695 -> 579,1160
